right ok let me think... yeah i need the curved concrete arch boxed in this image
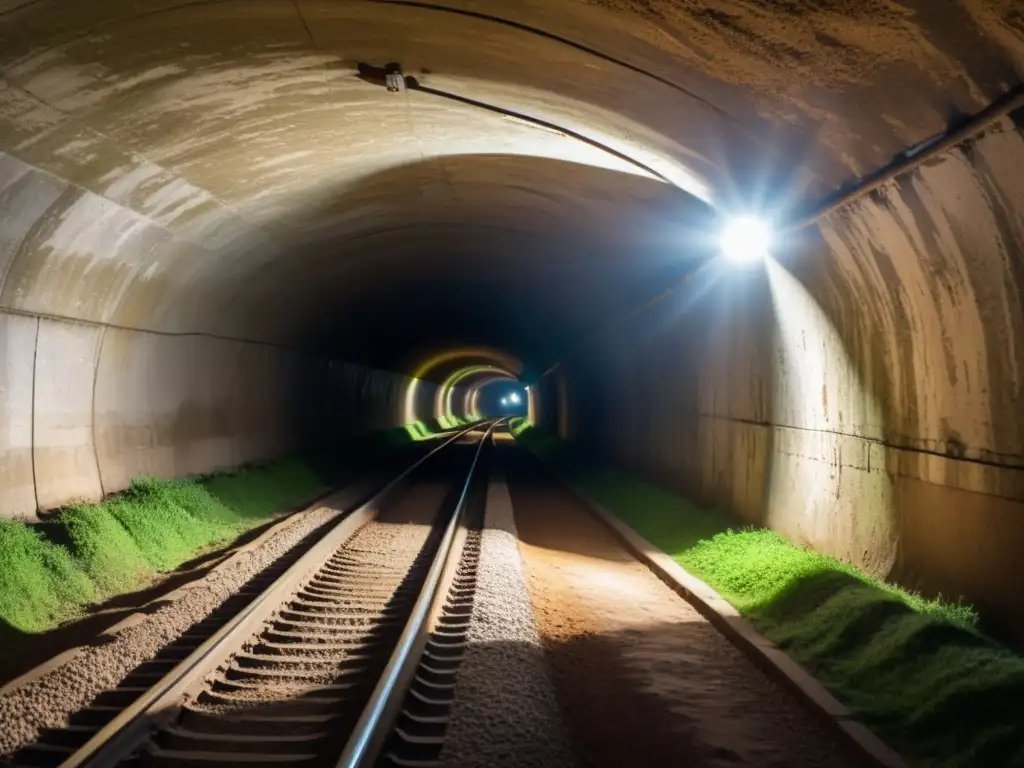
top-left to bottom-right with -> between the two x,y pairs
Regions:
2,0 -> 1024,639
401,348 -> 520,426
434,366 -> 517,424
463,372 -> 519,421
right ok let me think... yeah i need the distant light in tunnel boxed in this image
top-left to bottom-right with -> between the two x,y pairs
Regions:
403,348 -> 523,425
720,215 -> 772,264
500,397 -> 509,406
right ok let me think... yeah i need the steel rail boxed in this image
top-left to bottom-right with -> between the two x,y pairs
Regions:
336,419 -> 503,768
60,420 -> 495,768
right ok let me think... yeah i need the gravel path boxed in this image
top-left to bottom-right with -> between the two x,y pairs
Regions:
0,480 -> 380,758
508,453 -> 863,768
438,466 -> 574,768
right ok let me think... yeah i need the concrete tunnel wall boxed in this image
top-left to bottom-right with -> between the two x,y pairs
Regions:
0,316 -> 442,522
540,112 -> 1024,640
1,0 -> 1023,635
0,151 -> 448,520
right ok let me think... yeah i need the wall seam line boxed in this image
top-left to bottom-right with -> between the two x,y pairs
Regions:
29,316 -> 40,516
0,0 -> 755,140
0,306 -> 312,354
291,0 -> 328,90
408,80 -> 676,187
0,81 -> 281,251
91,324 -> 108,499
0,186 -> 78,302
793,84 -> 1024,230
362,0 -> 754,134
692,412 -> 1024,473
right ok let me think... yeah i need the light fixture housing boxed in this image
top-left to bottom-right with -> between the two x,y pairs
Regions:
720,215 -> 771,264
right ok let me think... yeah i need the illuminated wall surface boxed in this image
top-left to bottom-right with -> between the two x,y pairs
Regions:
546,122 -> 1024,637
1,2 -> 1024,634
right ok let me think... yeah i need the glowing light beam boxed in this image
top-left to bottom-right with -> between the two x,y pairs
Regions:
721,215 -> 772,264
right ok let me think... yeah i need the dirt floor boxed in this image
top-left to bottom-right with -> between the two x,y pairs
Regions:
507,452 -> 863,768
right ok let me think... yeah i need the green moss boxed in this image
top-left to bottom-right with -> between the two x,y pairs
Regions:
0,456 -> 327,639
0,520 -> 94,633
516,426 -> 1024,767
404,421 -> 434,441
508,416 -> 530,436
0,420 -> 440,644
60,502 -> 148,594
436,415 -> 469,430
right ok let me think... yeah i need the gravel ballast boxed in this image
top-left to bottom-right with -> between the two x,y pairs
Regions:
438,469 -> 574,768
0,482 -> 378,758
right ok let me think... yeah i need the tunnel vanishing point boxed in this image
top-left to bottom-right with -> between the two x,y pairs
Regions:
1,1 -> 1024,639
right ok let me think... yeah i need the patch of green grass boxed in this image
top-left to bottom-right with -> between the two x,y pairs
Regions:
401,419 -> 479,442
404,421 -> 436,441
0,520 -> 94,633
436,414 -> 470,430
0,456 -> 327,639
508,416 -> 530,436
0,422 -> 435,643
515,426 -> 1024,767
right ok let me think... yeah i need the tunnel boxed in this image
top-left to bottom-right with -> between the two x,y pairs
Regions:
2,0 -> 1024,658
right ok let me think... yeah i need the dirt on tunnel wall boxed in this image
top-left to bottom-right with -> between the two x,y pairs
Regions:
544,112 -> 1024,641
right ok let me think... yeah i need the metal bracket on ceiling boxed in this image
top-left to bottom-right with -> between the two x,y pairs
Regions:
355,62 -> 408,93
385,69 -> 407,93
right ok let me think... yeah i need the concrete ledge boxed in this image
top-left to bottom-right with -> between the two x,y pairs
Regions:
0,647 -> 85,697
97,612 -> 151,639
549,468 -> 906,768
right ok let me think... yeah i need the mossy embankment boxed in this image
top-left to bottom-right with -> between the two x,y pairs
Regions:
0,425 -> 426,644
512,422 -> 1024,768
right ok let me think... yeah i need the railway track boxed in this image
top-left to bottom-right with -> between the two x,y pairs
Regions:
9,421 -> 498,768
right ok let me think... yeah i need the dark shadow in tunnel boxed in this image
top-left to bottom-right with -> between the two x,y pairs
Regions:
0,618 -> 29,673
296,422 -> 433,484
473,379 -> 526,420
433,627 -> 1022,767
124,153 -> 724,499
516,252 -> 777,526
528,623 -> 856,767
201,152 -> 717,380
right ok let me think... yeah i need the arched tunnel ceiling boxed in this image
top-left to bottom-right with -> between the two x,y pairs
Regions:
1,0 -> 1021,378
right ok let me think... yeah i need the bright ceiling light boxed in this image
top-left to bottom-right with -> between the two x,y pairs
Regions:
720,215 -> 771,264
509,392 -> 521,405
